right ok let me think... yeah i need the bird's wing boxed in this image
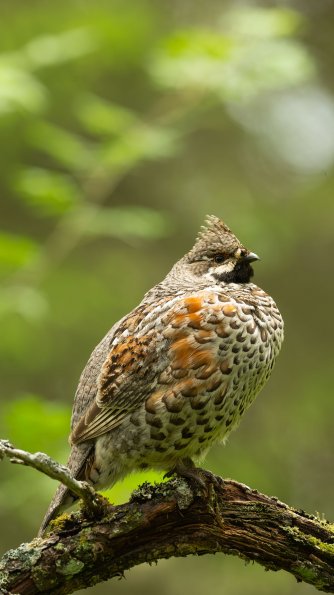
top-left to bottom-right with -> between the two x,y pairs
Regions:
70,291 -> 231,445
70,313 -> 130,432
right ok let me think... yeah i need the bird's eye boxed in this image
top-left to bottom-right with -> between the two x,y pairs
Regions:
213,254 -> 225,264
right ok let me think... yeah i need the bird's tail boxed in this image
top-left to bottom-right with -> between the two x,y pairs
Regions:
38,443 -> 93,537
38,483 -> 78,537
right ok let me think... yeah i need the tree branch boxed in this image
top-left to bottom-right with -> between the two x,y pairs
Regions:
0,440 -> 101,514
1,443 -> 334,595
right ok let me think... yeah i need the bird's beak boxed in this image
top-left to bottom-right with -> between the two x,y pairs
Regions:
243,252 -> 260,263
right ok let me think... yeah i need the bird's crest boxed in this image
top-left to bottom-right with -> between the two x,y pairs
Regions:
190,215 -> 244,258
196,215 -> 233,243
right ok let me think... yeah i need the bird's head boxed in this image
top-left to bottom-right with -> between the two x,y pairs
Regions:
184,215 -> 259,284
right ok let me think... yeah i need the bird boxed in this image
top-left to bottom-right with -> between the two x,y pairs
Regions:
39,215 -> 284,535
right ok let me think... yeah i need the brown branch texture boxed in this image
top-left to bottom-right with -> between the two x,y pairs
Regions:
0,441 -> 334,595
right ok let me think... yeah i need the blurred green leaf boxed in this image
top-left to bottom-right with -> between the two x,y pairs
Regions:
100,124 -> 178,169
0,28 -> 97,118
0,232 -> 40,273
1,395 -> 70,454
24,28 -> 97,69
150,9 -> 313,101
27,121 -> 95,171
68,205 -> 173,240
223,7 -> 303,38
77,93 -> 137,136
15,167 -> 81,216
163,29 -> 233,59
220,39 -> 313,101
0,64 -> 46,115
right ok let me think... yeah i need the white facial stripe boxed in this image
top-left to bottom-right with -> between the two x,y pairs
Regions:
214,260 -> 235,274
203,259 -> 236,282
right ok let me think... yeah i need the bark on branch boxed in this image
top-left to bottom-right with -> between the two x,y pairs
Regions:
1,442 -> 334,595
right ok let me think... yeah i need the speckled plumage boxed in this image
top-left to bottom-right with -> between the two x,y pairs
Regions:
39,216 -> 284,534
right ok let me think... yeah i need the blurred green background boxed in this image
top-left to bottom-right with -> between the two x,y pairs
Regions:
0,0 -> 333,593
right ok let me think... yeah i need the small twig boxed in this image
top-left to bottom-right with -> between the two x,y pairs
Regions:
0,439 -> 99,511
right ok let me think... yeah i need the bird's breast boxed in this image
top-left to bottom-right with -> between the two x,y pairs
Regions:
140,288 -> 284,427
